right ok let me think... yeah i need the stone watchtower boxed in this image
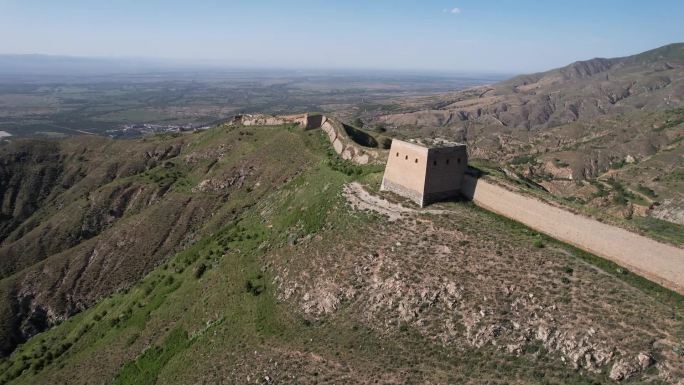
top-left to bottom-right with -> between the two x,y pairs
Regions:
381,139 -> 467,207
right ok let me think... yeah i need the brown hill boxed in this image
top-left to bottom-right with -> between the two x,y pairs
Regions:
0,126 -> 320,355
369,43 -> 684,227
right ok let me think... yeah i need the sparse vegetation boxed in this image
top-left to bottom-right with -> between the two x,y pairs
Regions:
606,177 -> 636,205
352,117 -> 364,128
636,184 -> 658,198
3,42 -> 684,385
511,155 -> 536,165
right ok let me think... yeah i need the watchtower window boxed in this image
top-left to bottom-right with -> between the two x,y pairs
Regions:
415,158 -> 418,163
396,152 -> 399,157
405,155 -> 408,160
446,159 -> 450,165
433,160 -> 437,166
457,158 -> 461,164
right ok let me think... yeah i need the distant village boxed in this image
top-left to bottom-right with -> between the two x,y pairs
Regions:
106,123 -> 213,138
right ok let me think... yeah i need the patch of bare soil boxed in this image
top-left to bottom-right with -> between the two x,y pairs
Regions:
274,187 -> 684,383
343,182 -> 446,221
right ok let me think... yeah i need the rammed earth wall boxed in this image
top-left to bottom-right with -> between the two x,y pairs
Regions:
381,139 -> 467,206
238,113 -> 385,164
461,175 -> 684,295
239,112 -> 684,294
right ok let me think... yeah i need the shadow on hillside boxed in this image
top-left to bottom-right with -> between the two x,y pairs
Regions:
342,123 -> 378,148
458,166 -> 486,202
423,167 -> 485,205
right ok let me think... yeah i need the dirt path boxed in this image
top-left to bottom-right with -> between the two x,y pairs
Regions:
344,182 -> 446,221
462,176 -> 684,295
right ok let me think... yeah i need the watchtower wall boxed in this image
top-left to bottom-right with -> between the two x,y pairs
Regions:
381,140 -> 429,205
423,146 -> 468,204
381,139 -> 467,206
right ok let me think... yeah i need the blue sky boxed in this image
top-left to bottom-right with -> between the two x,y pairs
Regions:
1,0 -> 682,73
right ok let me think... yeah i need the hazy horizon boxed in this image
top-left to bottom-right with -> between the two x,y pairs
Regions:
0,53 -> 516,77
2,0 -> 683,74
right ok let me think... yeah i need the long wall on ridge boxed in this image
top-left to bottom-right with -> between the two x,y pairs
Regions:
235,113 -> 386,165
236,112 -> 684,294
461,175 -> 684,295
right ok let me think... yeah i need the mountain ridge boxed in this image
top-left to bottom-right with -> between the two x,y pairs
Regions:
0,44 -> 683,384
371,43 -> 684,229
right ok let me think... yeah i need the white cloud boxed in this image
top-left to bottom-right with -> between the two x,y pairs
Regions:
450,7 -> 461,14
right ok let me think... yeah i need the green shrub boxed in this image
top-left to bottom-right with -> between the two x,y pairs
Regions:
113,328 -> 190,385
371,123 -> 387,133
244,279 -> 264,296
352,117 -> 364,128
636,184 -> 657,198
193,263 -> 207,279
610,159 -> 626,169
511,155 -> 536,165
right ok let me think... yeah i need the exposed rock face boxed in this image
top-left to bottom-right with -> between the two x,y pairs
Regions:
0,141 -> 64,245
610,359 -> 640,381
193,167 -> 253,193
638,352 -> 655,369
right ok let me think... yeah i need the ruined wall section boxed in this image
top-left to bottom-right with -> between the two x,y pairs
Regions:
237,113 -> 311,127
236,113 -> 386,165
461,175 -> 684,295
320,117 -> 385,165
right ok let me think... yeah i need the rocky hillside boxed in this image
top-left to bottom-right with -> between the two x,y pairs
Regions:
366,43 -> 684,230
0,125 -> 320,356
0,122 -> 682,385
376,43 -> 683,134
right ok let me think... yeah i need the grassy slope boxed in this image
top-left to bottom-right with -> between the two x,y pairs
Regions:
0,125 -> 682,385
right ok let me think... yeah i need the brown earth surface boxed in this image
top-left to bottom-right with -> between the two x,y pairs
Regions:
461,176 -> 684,294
